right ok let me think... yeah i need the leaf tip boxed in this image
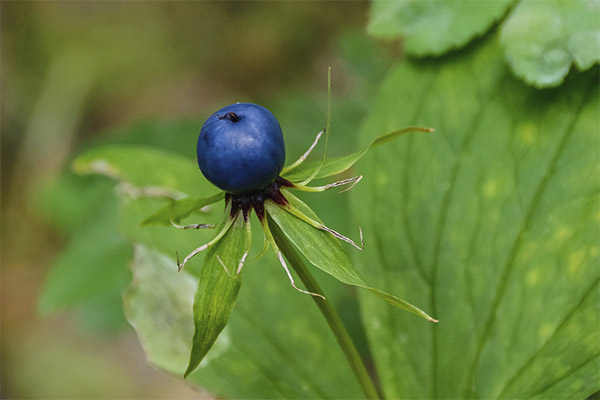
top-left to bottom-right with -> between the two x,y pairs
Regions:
183,364 -> 195,379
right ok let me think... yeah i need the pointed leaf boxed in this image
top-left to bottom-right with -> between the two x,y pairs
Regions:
184,212 -> 246,377
141,193 -> 225,226
73,144 -> 216,198
265,189 -> 436,322
283,127 -> 432,183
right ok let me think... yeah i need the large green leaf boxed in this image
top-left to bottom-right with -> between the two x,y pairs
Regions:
353,36 -> 599,399
367,0 -> 512,56
266,189 -> 436,322
500,0 -> 600,88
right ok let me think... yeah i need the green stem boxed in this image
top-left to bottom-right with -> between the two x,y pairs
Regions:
270,221 -> 381,400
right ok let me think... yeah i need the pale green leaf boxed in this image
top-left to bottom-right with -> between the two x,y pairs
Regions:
500,0 -> 600,88
124,244 -> 198,375
353,35 -> 599,399
266,189 -> 436,322
367,0 -> 512,56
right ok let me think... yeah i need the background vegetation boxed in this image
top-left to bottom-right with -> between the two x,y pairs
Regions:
2,1 -> 598,399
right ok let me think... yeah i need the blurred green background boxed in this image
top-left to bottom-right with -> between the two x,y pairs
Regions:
1,2 -> 393,398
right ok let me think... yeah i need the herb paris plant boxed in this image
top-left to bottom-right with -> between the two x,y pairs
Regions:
168,86 -> 437,380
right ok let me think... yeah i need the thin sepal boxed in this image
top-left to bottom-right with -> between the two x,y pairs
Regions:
259,217 -> 325,299
281,129 -> 324,175
176,204 -> 236,271
170,220 -> 215,230
292,175 -> 363,193
253,230 -> 271,263
277,193 -> 364,251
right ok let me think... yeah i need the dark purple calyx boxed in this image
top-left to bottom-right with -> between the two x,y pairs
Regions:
225,177 -> 294,221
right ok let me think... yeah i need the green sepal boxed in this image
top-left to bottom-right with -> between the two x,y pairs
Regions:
283,126 -> 432,183
142,193 -> 225,226
265,189 -> 437,322
184,211 -> 248,378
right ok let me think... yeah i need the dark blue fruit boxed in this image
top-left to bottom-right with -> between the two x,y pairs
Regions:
197,103 -> 286,193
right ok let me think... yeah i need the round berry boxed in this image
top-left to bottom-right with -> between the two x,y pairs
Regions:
197,103 -> 286,193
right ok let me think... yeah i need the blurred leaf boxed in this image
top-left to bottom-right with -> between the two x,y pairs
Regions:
367,0 -> 512,56
37,170 -> 116,234
142,193 -> 225,226
73,145 -> 216,198
353,36 -> 599,399
82,119 -> 202,157
266,189 -> 436,322
500,0 -> 600,87
185,212 -> 246,377
39,196 -> 132,331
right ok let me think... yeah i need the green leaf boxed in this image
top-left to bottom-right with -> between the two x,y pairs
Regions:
73,145 -> 217,198
184,212 -> 246,377
283,126 -> 432,183
353,36 -> 599,399
265,189 -> 436,322
500,0 -> 600,87
141,193 -> 225,226
367,0 -> 512,56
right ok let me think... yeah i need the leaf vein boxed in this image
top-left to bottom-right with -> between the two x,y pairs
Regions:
496,277 -> 600,398
462,82 -> 596,397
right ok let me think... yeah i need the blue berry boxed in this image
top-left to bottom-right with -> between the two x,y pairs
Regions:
197,103 -> 286,193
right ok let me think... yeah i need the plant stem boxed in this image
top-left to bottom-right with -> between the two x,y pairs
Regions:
270,221 -> 381,400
